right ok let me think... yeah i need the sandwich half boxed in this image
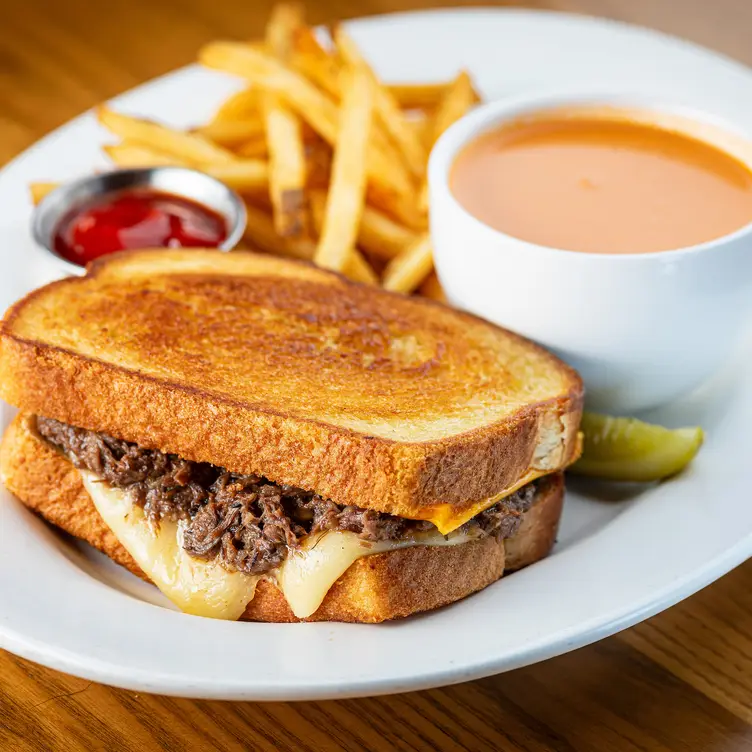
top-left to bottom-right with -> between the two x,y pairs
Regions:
0,249 -> 583,622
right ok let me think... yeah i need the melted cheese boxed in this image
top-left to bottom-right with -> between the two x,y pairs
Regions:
278,528 -> 475,618
81,472 -> 477,620
428,429 -> 584,535
82,471 -> 259,620
428,471 -> 549,535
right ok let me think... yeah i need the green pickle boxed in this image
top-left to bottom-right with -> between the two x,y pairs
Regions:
570,412 -> 704,482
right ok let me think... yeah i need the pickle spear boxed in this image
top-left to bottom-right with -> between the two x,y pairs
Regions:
570,412 -> 704,482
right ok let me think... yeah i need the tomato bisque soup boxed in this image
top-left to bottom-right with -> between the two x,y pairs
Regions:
449,109 -> 752,253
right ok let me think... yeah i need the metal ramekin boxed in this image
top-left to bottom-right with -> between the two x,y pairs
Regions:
31,167 -> 248,276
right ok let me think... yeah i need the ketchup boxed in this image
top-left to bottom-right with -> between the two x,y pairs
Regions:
53,189 -> 228,266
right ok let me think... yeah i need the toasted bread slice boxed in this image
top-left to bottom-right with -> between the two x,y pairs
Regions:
0,413 -> 563,622
0,249 -> 581,531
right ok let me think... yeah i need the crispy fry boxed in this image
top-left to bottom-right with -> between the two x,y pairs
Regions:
194,117 -> 265,148
290,27 -> 341,98
104,142 -> 184,167
366,183 -> 427,231
211,86 -> 262,123
200,42 -> 338,135
417,179 -> 429,215
263,94 -> 308,236
263,4 -> 307,237
264,2 -> 304,61
308,190 -> 377,285
291,36 -> 413,186
292,25 -> 330,57
310,188 -> 415,259
313,191 -> 398,259
359,205 -> 418,259
342,251 -> 378,285
242,201 -> 314,260
305,141 -> 332,189
243,188 -> 273,212
334,27 -> 426,180
235,135 -> 269,159
29,182 -> 60,205
290,50 -> 340,99
382,233 -> 433,293
104,141 -> 269,192
97,107 -> 236,165
410,72 -> 477,219
199,42 -> 413,201
201,160 -> 269,191
405,114 -> 429,142
387,81 -> 480,110
427,70 -> 477,148
418,271 -> 447,302
315,64 -> 373,272
307,189 -> 327,234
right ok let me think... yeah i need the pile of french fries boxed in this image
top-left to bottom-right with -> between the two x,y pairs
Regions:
30,3 -> 479,297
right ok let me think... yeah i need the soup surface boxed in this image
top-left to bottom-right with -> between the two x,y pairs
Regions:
450,112 -> 752,253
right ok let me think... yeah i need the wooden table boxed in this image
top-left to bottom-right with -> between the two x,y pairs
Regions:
2,1 -> 752,749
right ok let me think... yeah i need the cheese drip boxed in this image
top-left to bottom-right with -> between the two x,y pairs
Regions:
82,471 -> 260,619
81,472 -> 477,620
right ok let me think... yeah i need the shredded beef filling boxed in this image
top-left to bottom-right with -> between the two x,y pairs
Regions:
36,416 -> 539,575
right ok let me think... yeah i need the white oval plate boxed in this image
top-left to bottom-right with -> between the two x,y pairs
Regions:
1,9 -> 752,701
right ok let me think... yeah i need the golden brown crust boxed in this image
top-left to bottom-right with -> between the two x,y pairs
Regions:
0,413 -> 564,622
0,249 -> 583,525
0,413 -> 146,578
244,538 -> 505,623
505,475 -> 563,572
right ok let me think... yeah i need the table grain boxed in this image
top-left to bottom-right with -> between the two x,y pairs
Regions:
2,1 -> 752,749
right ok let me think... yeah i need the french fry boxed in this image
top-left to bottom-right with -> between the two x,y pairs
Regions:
292,25 -> 330,58
235,135 -> 269,159
290,50 -> 340,99
290,35 -> 412,187
210,86 -> 262,123
387,81 -> 480,110
264,2 -> 304,61
334,27 -> 426,180
29,182 -> 60,205
382,233 -> 433,293
386,82 -> 449,110
200,43 -> 338,139
264,3 -> 308,237
359,205 -> 418,259
201,160 -> 269,192
263,94 -> 307,236
305,141 -> 332,189
310,188 -> 415,259
194,117 -> 265,148
417,179 -> 429,215
242,201 -> 314,260
105,142 -> 269,192
309,188 -> 410,260
243,188 -> 274,212
308,190 -> 378,285
104,142 -> 184,167
366,183 -> 427,231
418,271 -> 447,302
307,189 -> 327,233
342,251 -> 379,285
413,72 -> 477,217
315,64 -> 373,272
405,114 -> 429,143
427,70 -> 477,148
290,28 -> 340,98
97,107 -> 236,165
198,42 -> 414,201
